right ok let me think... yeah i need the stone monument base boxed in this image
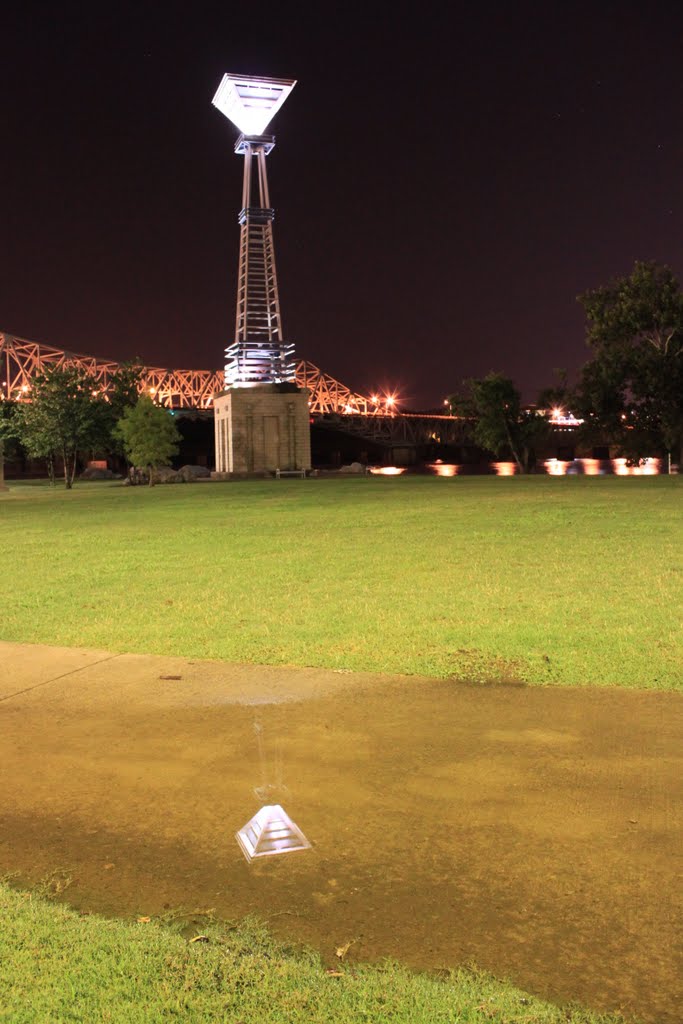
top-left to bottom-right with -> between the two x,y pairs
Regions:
213,384 -> 311,476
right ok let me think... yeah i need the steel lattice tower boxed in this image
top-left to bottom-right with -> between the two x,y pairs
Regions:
212,76 -> 296,388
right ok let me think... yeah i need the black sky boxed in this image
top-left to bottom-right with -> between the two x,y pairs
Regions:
2,1 -> 683,408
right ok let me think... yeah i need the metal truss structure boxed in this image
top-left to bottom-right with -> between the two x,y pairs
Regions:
0,332 -> 222,410
296,360 -> 382,415
0,332 -> 386,417
315,411 -> 471,447
212,75 -> 297,387
223,132 -> 295,386
0,332 -> 472,447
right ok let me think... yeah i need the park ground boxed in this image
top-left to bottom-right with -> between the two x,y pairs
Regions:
0,477 -> 682,1022
0,476 -> 681,688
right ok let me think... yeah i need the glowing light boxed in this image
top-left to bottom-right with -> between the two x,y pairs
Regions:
212,74 -> 297,136
21,385 -> 28,392
613,457 -> 660,476
544,458 -> 565,476
493,462 -> 517,476
371,394 -> 379,404
548,409 -> 584,427
368,466 -> 406,476
386,396 -> 395,406
542,457 -> 660,476
149,388 -> 156,395
429,462 -> 459,477
235,804 -> 310,863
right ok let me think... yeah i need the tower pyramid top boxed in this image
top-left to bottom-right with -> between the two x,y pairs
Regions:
212,74 -> 297,135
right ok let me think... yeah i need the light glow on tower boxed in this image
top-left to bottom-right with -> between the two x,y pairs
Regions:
212,75 -> 296,136
212,73 -> 297,388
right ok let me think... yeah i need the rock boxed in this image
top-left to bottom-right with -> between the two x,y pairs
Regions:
178,464 -> 211,482
339,462 -> 365,474
151,466 -> 182,484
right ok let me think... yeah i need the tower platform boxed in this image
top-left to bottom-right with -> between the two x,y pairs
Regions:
213,383 -> 311,476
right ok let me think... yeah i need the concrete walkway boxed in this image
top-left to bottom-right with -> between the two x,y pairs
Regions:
1,641 -> 681,1023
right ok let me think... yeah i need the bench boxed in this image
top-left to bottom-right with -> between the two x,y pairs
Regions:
274,468 -> 306,479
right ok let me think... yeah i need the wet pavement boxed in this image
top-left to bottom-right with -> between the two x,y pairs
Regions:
0,641 -> 681,1022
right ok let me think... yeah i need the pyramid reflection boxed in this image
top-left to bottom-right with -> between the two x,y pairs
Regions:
236,804 -> 311,862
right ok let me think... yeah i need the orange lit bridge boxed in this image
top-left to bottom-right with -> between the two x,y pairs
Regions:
0,331 -> 470,447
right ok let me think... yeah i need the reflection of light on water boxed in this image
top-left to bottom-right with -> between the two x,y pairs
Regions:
543,458 -> 602,476
613,458 -> 660,476
236,804 -> 311,863
366,459 -> 662,478
545,458 -> 565,476
543,457 -> 661,476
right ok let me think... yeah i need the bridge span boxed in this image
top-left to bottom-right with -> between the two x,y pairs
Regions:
0,331 -> 468,447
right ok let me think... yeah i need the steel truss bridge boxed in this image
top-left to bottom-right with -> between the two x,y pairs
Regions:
0,331 -> 467,447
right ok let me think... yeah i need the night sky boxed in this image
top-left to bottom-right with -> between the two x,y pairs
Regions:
3,2 -> 683,408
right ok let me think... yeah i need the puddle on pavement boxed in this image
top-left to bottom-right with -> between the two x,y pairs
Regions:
1,676 -> 681,1023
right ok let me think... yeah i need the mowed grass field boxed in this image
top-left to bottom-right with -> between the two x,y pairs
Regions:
1,475 -> 681,688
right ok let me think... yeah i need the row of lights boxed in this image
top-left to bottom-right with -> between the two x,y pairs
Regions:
441,399 -> 586,427
343,393 -> 398,414
5,379 -> 393,415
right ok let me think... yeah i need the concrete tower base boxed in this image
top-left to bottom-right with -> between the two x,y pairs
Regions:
213,384 -> 311,477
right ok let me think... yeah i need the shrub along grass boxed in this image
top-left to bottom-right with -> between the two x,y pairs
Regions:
0,883 -> 628,1024
1,476 -> 681,688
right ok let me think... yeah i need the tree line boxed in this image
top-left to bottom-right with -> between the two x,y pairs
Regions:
0,363 -> 180,487
448,261 -> 683,473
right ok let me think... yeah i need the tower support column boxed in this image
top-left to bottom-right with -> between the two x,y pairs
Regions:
210,73 -> 310,478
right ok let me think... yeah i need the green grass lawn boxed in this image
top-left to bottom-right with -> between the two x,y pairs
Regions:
1,476 -> 681,688
0,884 -> 627,1024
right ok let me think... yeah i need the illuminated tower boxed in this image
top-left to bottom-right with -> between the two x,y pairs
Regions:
211,74 -> 311,476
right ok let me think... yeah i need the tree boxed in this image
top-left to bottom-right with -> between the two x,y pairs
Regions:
0,400 -> 21,489
0,399 -> 19,455
115,397 -> 180,485
448,373 -> 546,473
97,362 -> 144,458
13,366 -> 103,488
577,261 -> 683,470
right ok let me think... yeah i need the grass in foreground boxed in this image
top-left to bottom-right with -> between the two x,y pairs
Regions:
0,884 -> 628,1024
0,476 -> 681,688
